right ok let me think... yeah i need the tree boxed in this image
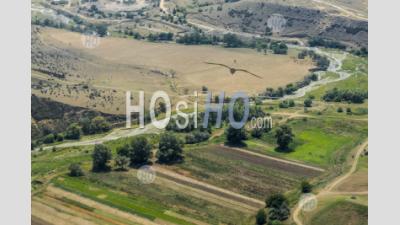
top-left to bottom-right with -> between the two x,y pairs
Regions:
43,133 -> 55,144
265,193 -> 290,222
202,86 -> 208,92
91,116 -> 111,133
65,123 -> 81,140
225,125 -> 247,145
223,33 -> 243,48
114,155 -> 130,171
130,136 -> 152,166
256,209 -> 267,225
117,144 -> 130,157
301,181 -> 312,193
185,131 -> 210,144
304,98 -> 313,107
288,100 -> 295,107
265,193 -> 288,208
274,125 -> 294,151
346,107 -> 352,114
96,24 -> 108,37
251,127 -> 264,139
268,205 -> 290,221
157,133 -> 184,164
69,163 -> 84,177
92,144 -> 112,172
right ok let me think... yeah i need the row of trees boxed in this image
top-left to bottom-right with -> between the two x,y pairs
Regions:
80,133 -> 184,174
298,50 -> 330,71
308,37 -> 346,50
62,116 -> 111,141
323,88 -> 368,103
263,74 -> 318,98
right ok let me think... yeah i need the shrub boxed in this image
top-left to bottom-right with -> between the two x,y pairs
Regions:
114,155 -> 130,171
65,123 -> 81,140
301,181 -> 312,193
304,98 -> 313,107
256,209 -> 267,225
69,163 -> 84,177
251,127 -> 264,138
185,131 -> 210,144
43,133 -> 55,144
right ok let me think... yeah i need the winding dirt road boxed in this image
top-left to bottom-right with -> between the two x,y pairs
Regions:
292,140 -> 368,225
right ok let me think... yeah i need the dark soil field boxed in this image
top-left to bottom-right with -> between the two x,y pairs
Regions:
169,145 -> 322,200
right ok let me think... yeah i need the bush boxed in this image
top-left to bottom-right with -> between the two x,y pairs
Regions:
55,133 -> 64,142
346,107 -> 352,115
268,206 -> 290,221
80,116 -> 110,135
92,144 -> 112,172
91,116 -> 111,133
265,193 -> 290,222
65,123 -> 81,140
270,41 -> 288,55
69,163 -> 84,177
256,209 -> 267,225
185,131 -> 210,144
157,133 -> 184,164
301,181 -> 312,193
114,155 -> 130,171
265,193 -> 288,208
337,107 -> 343,113
223,33 -> 243,48
43,133 -> 55,144
304,98 -> 313,107
251,127 -> 264,138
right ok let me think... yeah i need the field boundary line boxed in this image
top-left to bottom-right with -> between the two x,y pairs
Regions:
219,145 -> 325,172
154,166 -> 265,208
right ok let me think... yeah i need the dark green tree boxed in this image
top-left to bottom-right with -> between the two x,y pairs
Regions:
304,98 -> 313,107
274,125 -> 294,151
130,136 -> 152,166
225,125 -> 247,145
301,181 -> 312,193
68,163 -> 84,177
65,123 -> 81,140
256,209 -> 267,225
265,193 -> 288,208
157,133 -> 184,164
251,127 -> 264,139
92,144 -> 112,172
265,193 -> 290,222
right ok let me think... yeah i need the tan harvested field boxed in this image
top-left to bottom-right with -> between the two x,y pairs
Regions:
33,28 -> 313,114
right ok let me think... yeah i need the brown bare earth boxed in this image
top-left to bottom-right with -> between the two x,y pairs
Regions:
32,28 -> 313,114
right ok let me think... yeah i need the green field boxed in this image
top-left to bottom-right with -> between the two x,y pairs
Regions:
306,198 -> 368,225
245,117 -> 367,167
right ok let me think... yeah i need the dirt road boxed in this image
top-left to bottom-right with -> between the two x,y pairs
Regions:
292,140 -> 368,225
